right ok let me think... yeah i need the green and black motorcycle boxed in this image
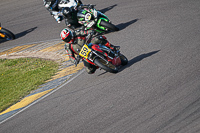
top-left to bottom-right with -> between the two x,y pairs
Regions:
76,5 -> 119,33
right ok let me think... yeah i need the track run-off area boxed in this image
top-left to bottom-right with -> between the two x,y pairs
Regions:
0,0 -> 200,132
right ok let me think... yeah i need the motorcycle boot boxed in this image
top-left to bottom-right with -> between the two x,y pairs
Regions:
83,60 -> 96,74
65,43 -> 76,63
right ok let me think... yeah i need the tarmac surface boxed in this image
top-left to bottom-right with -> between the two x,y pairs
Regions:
0,0 -> 200,133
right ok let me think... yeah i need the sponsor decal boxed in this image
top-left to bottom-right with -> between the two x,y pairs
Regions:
85,13 -> 91,21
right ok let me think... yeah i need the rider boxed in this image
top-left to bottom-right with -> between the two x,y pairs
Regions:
43,0 -> 83,29
60,28 -> 120,74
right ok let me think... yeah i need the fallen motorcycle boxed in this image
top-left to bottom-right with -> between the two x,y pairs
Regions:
78,32 -> 128,73
76,4 -> 119,33
0,23 -> 15,41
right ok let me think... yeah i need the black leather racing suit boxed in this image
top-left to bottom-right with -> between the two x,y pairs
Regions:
43,0 -> 83,29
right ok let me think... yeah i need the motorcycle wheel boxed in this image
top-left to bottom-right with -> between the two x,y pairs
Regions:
0,28 -> 15,40
94,57 -> 118,73
100,20 -> 119,31
119,54 -> 128,65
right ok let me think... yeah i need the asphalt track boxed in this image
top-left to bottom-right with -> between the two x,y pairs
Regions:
1,0 -> 200,133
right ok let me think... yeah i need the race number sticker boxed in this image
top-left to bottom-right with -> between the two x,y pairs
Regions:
79,44 -> 91,59
85,13 -> 92,21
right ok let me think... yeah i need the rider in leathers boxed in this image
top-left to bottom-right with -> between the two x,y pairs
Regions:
60,28 -> 120,74
43,0 -> 83,29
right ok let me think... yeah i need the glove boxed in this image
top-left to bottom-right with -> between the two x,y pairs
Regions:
54,15 -> 63,23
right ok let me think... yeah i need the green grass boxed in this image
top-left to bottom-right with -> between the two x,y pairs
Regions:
0,58 -> 59,112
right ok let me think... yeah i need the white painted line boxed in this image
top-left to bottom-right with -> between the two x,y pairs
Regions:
0,69 -> 85,125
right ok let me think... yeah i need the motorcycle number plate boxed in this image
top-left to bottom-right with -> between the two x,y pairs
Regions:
79,44 -> 91,59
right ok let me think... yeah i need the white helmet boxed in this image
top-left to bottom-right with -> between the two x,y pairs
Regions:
58,0 -> 77,8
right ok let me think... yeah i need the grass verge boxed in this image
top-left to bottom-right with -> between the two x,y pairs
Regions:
0,58 -> 59,113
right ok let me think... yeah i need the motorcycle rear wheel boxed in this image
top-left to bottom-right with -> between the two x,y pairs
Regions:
100,20 -> 119,31
0,28 -> 15,40
94,57 -> 118,73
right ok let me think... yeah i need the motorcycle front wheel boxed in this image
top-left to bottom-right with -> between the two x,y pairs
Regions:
100,20 -> 119,31
94,57 -> 118,73
0,28 -> 15,40
119,54 -> 128,66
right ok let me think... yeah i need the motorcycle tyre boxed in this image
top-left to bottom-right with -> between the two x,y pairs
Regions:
100,20 -> 119,31
94,57 -> 118,73
0,28 -> 15,40
119,54 -> 128,66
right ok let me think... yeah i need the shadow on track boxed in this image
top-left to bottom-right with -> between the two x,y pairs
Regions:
0,27 -> 37,44
0,39 -> 6,44
117,19 -> 139,31
98,4 -> 138,32
97,50 -> 160,76
99,4 -> 117,13
15,27 -> 37,39
119,50 -> 160,72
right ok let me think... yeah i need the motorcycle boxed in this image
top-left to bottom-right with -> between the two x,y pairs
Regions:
78,32 -> 128,73
0,23 -> 15,41
76,4 -> 119,33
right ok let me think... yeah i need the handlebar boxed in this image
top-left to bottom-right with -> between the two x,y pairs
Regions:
84,31 -> 102,46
